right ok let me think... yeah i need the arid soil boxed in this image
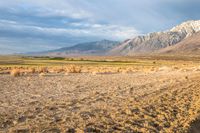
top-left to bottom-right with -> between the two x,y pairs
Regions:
0,70 -> 200,132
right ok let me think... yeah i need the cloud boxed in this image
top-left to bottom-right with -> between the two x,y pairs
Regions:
0,0 -> 143,40
0,19 -> 139,40
0,0 -> 92,19
0,0 -> 200,54
0,16 -> 139,53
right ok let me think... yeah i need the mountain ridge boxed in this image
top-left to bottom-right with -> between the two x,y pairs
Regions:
26,20 -> 200,56
28,40 -> 120,56
157,32 -> 200,55
109,20 -> 200,55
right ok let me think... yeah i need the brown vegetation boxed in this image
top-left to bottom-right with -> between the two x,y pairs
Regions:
0,56 -> 200,132
0,69 -> 200,132
10,69 -> 20,77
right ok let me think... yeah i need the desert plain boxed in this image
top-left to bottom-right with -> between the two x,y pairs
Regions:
0,56 -> 200,133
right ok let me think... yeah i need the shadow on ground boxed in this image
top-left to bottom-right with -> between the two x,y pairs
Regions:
189,119 -> 200,133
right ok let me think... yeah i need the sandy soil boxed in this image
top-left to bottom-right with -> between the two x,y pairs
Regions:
0,71 -> 200,133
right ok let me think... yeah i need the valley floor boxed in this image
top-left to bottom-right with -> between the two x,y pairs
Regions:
0,70 -> 200,132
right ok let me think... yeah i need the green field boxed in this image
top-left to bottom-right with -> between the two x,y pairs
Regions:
0,55 -> 200,69
0,56 -> 161,67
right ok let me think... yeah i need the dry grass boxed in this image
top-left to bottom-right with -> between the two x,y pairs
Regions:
39,72 -> 46,77
10,69 -> 20,77
67,65 -> 82,73
29,68 -> 36,74
38,67 -> 48,73
1,56 -> 200,132
1,64 -> 199,76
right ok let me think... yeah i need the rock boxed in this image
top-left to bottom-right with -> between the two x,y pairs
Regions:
66,128 -> 76,133
42,128 -> 61,133
14,128 -> 30,133
1,120 -> 14,128
84,127 -> 101,133
18,116 -> 26,123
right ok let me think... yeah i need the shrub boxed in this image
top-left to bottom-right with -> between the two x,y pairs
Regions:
68,65 -> 81,73
49,57 -> 65,60
55,68 -> 64,73
39,73 -> 45,77
10,69 -> 20,77
38,67 -> 48,73
92,71 -> 97,75
65,72 -> 69,75
75,67 -> 81,73
30,68 -> 36,73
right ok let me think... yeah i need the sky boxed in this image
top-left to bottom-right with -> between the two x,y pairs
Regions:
0,0 -> 200,54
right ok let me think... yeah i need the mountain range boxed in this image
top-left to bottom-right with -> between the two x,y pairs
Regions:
28,20 -> 200,56
109,20 -> 200,55
27,40 -> 120,56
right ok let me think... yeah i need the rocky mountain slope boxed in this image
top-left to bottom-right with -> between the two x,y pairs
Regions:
109,20 -> 200,55
157,32 -> 200,55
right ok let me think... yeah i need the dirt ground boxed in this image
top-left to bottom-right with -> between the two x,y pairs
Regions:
0,70 -> 200,133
